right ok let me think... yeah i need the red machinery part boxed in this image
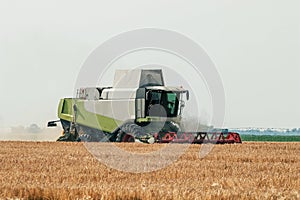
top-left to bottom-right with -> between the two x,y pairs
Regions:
155,131 -> 242,144
226,132 -> 242,143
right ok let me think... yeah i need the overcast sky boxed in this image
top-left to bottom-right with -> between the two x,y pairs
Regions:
0,0 -> 299,129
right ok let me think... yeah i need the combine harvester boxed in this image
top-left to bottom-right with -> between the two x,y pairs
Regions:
48,69 -> 241,144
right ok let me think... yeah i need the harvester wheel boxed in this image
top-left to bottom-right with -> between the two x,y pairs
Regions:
56,131 -> 77,141
121,134 -> 135,142
78,133 -> 92,142
117,123 -> 152,143
77,126 -> 108,142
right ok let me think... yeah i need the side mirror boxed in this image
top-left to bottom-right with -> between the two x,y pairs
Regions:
186,90 -> 189,101
47,120 -> 59,127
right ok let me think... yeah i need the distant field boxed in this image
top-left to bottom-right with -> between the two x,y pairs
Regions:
0,141 -> 299,199
241,135 -> 300,142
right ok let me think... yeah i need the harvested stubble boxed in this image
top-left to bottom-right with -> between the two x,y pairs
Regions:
0,141 -> 299,200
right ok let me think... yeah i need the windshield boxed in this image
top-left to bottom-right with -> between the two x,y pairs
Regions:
146,90 -> 180,117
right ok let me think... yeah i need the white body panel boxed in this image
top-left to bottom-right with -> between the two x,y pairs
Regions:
84,99 -> 136,122
101,88 -> 137,99
113,70 -> 141,88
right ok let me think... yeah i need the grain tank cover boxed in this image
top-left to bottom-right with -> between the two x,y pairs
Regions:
113,69 -> 165,88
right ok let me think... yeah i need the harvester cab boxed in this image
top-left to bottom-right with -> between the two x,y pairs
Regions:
111,69 -> 189,122
145,87 -> 189,118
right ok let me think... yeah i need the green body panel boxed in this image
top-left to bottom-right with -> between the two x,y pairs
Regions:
57,98 -> 73,122
58,98 -> 122,133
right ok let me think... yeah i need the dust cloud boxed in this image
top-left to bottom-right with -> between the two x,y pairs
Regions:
0,126 -> 62,141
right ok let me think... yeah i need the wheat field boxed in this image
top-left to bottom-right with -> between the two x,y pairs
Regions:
0,141 -> 299,199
